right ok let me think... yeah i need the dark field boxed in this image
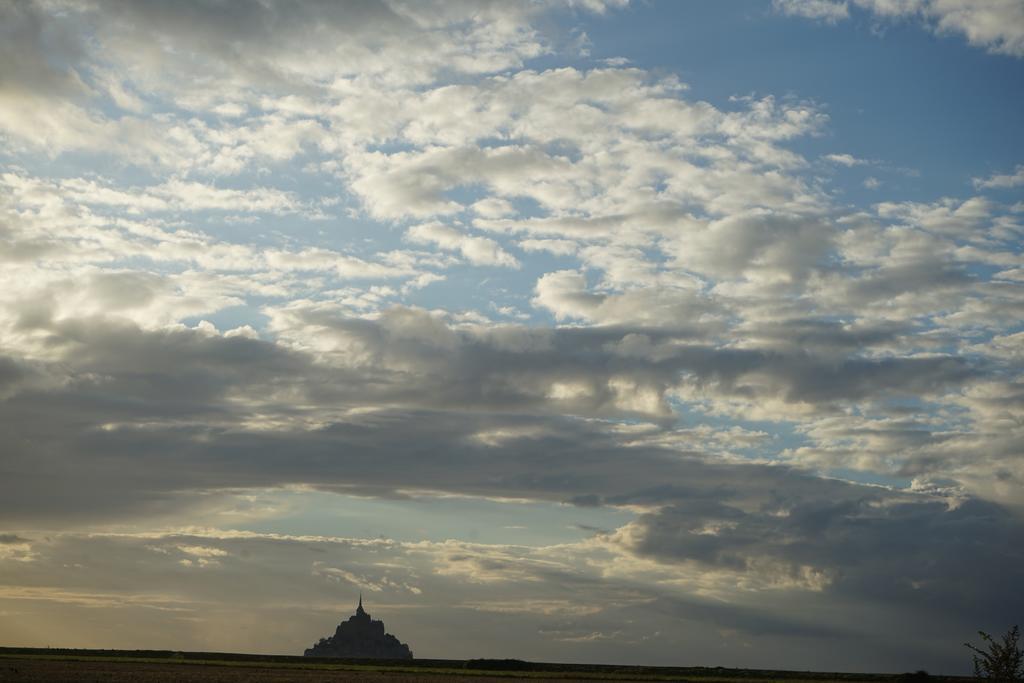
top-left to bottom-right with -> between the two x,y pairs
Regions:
0,658 -> 642,682
0,649 -> 969,683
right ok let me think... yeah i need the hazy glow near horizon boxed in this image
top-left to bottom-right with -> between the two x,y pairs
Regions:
0,0 -> 1022,674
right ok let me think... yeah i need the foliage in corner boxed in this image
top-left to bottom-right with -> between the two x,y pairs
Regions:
966,626 -> 1023,683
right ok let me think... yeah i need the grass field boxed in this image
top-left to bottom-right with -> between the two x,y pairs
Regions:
0,648 -> 970,682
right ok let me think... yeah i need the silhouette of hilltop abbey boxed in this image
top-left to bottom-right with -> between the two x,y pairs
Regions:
304,594 -> 413,659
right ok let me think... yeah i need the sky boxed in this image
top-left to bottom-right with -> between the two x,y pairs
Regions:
0,0 -> 1022,674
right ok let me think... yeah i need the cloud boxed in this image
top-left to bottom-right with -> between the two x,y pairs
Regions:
532,270 -> 716,330
824,153 -> 868,166
616,494 -> 1024,625
773,0 -> 851,24
0,535 -> 36,563
0,302 -> 999,538
902,0 -> 1024,57
669,209 -> 834,283
0,1 -> 623,164
471,198 -> 517,219
875,196 -> 992,236
406,222 -> 520,268
520,239 -> 579,257
779,0 -> 1024,58
177,545 -> 229,558
52,177 -> 310,215
0,535 -> 30,545
974,164 -> 1024,189
339,70 -> 826,235
0,2 -> 1017,527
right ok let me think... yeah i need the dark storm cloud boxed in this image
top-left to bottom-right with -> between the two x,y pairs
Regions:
650,594 -> 851,639
625,494 -> 1024,626
0,0 -> 88,99
0,306 -> 987,520
268,306 -> 979,414
0,355 -> 32,393
0,307 -> 988,521
732,318 -> 914,355
843,262 -> 976,304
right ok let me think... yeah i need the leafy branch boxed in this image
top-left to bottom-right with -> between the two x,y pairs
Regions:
966,626 -> 1023,683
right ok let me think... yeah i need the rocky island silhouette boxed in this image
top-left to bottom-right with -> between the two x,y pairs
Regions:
304,595 -> 413,659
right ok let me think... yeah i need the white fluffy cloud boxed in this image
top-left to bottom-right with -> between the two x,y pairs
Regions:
779,0 -> 1024,57
407,222 -> 520,268
974,164 -> 1024,189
